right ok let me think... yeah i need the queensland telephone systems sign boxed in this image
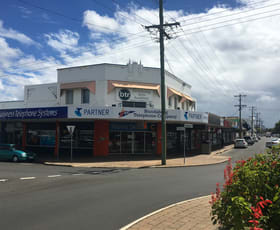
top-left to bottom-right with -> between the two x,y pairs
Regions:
0,107 -> 68,120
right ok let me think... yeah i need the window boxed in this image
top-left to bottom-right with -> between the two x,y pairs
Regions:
168,97 -> 172,107
182,101 -> 185,110
81,88 -> 90,104
174,97 -> 178,109
65,89 -> 73,104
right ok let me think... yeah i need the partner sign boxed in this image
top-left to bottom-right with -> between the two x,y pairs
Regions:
68,106 -> 180,121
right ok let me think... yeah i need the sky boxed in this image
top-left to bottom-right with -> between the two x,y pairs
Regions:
0,0 -> 280,128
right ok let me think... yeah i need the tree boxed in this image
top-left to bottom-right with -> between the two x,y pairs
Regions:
273,120 -> 280,133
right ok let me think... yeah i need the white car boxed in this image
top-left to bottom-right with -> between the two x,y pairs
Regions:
234,139 -> 248,148
266,138 -> 280,148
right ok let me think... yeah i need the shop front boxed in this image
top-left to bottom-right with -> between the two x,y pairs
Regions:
109,122 -> 157,154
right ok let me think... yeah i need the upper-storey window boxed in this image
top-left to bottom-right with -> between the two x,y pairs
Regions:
168,97 -> 172,107
65,89 -> 73,104
81,88 -> 90,104
174,97 -> 178,109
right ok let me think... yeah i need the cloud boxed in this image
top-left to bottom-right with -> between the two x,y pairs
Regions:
256,95 -> 277,103
45,29 -> 80,53
83,10 -> 119,35
0,37 -> 22,68
0,20 -> 36,45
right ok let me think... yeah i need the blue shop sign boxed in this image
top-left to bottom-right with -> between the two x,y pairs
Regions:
0,107 -> 68,120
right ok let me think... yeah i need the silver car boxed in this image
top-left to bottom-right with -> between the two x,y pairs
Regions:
266,138 -> 280,148
234,139 -> 248,148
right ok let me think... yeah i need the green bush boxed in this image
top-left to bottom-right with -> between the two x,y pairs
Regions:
210,152 -> 280,230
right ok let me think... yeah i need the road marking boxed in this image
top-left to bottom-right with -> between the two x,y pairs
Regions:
48,175 -> 61,178
0,179 -> 8,182
72,173 -> 84,176
20,177 -> 36,180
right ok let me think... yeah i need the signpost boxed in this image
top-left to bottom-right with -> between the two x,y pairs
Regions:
67,125 -> 75,162
177,124 -> 193,165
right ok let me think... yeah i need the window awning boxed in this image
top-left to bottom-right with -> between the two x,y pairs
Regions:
167,87 -> 194,102
108,80 -> 160,96
60,81 -> 96,94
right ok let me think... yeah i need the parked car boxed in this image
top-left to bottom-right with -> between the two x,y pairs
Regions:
244,136 -> 254,145
0,144 -> 36,162
265,138 -> 280,148
234,139 -> 248,148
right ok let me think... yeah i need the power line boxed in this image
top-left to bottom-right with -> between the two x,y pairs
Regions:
177,7 -> 280,36
17,0 -> 145,37
0,38 -> 155,79
178,0 -> 277,24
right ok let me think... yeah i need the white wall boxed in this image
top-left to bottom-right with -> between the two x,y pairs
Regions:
0,62 -> 196,111
24,83 -> 59,107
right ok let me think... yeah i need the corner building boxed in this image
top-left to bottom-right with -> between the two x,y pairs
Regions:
0,61 -> 210,158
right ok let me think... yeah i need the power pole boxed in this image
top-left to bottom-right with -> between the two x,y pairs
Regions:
234,94 -> 247,138
256,112 -> 261,133
248,106 -> 256,136
145,0 -> 180,165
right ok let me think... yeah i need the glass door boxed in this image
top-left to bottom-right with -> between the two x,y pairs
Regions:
145,132 -> 156,153
134,132 -> 144,153
109,132 -> 121,153
121,132 -> 133,153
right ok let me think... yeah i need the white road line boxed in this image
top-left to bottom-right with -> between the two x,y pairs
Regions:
0,179 -> 8,182
72,173 -> 84,176
20,177 -> 36,180
48,175 -> 61,178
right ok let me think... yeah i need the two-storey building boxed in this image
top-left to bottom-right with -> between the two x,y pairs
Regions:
0,61 -> 210,158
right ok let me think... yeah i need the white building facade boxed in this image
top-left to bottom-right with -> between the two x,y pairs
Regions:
0,62 -> 211,158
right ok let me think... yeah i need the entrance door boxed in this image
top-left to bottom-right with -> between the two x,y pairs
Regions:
134,132 -> 144,153
121,132 -> 133,153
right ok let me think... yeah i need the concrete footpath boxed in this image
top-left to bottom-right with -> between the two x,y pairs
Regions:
121,195 -> 218,230
44,144 -> 233,168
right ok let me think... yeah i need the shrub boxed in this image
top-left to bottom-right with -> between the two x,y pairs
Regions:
210,151 -> 280,230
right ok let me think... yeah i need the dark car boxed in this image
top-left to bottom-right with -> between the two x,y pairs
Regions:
244,136 -> 254,145
0,144 -> 36,162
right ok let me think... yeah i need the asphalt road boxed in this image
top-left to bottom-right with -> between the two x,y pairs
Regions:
0,138 -> 267,230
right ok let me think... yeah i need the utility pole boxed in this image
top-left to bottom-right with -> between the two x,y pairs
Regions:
234,94 -> 247,138
145,0 -> 180,165
256,112 -> 261,133
249,106 -> 256,136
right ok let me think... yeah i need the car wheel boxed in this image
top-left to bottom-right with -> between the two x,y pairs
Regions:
12,155 -> 19,162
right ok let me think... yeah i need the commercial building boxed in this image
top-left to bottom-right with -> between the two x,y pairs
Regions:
0,61 -> 234,159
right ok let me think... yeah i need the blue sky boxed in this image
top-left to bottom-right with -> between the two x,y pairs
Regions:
0,0 -> 280,128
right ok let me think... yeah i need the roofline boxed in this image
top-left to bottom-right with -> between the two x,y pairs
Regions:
57,63 -> 191,87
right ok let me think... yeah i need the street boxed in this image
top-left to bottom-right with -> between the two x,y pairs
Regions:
0,139 -> 266,230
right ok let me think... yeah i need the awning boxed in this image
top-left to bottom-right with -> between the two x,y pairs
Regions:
60,81 -> 96,94
167,87 -> 194,102
108,80 -> 160,96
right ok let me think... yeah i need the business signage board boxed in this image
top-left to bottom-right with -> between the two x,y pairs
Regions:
116,88 -> 153,102
0,107 -> 67,120
68,106 -> 208,123
181,111 -> 208,123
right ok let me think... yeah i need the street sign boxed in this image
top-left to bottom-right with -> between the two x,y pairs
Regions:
67,125 -> 76,135
184,124 -> 193,128
176,127 -> 185,131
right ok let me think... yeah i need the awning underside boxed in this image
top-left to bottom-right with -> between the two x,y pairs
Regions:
167,87 -> 194,103
108,80 -> 160,96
